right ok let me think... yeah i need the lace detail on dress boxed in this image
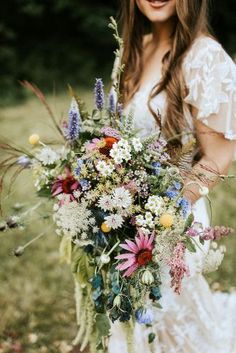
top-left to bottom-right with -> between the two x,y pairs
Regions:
183,37 -> 236,140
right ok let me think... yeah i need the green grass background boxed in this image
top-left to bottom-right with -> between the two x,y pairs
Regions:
0,91 -> 235,352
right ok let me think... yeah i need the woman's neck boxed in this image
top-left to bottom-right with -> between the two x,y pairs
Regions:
151,19 -> 175,48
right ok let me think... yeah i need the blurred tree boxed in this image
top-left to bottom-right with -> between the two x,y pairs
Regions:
0,0 -> 235,105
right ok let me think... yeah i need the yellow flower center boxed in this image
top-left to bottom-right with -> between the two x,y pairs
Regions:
29,134 -> 40,145
159,214 -> 174,228
101,222 -> 111,233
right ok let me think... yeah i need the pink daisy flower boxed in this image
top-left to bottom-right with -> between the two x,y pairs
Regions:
115,232 -> 154,277
85,138 -> 102,152
51,168 -> 80,201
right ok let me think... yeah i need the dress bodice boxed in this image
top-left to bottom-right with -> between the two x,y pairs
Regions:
112,36 -> 236,147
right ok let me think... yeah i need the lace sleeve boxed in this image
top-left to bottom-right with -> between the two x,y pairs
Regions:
183,37 -> 236,140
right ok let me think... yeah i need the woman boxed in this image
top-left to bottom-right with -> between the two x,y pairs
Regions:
109,0 -> 236,352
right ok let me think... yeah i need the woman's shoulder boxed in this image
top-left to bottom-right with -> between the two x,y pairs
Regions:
183,35 -> 235,72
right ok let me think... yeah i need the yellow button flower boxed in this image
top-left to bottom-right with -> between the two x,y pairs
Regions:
29,134 -> 40,145
159,214 -> 174,228
101,222 -> 111,233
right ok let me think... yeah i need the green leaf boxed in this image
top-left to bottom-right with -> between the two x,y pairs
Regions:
148,333 -> 156,344
37,188 -> 51,198
95,313 -> 111,338
184,237 -> 197,253
71,247 -> 94,286
184,213 -> 194,231
59,236 -> 72,264
152,302 -> 163,309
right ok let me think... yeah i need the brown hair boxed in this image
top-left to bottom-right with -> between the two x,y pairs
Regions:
119,0 -> 211,143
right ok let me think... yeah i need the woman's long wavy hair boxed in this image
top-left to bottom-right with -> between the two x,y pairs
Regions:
119,0 -> 212,144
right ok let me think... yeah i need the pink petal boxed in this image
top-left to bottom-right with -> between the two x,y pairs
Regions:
144,234 -> 149,247
116,258 -> 136,271
120,243 -> 137,254
123,263 -> 139,277
52,186 -> 63,196
147,233 -> 155,249
139,232 -> 145,248
135,236 -> 142,250
126,240 -> 139,253
115,253 -> 136,260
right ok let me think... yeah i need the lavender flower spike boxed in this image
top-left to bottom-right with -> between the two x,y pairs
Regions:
108,92 -> 115,114
117,103 -> 123,117
94,78 -> 105,110
68,97 -> 81,141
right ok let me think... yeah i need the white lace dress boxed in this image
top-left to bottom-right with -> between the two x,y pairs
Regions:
108,37 -> 236,353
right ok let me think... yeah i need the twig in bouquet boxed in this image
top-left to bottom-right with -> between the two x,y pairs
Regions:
20,81 -> 65,140
0,139 -> 35,159
20,201 -> 43,218
108,17 -> 125,125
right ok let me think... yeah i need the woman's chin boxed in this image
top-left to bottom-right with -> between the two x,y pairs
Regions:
146,12 -> 175,23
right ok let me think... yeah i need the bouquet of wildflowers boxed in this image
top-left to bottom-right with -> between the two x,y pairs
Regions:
0,18 -> 234,353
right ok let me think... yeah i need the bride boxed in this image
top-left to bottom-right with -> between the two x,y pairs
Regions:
109,0 -> 236,352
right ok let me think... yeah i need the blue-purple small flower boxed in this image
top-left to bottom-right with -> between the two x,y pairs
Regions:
173,181 -> 181,190
75,158 -> 84,176
79,179 -> 90,191
68,98 -> 81,141
17,155 -> 31,168
166,181 -> 182,199
135,307 -> 154,325
94,78 -> 105,110
152,162 -> 161,175
108,92 -> 115,114
177,197 -> 191,218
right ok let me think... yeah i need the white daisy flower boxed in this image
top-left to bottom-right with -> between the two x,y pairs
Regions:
36,147 -> 59,166
105,214 -> 124,229
112,187 -> 132,208
98,195 -> 114,211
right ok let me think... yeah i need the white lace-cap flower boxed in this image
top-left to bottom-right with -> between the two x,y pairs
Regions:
132,137 -> 143,152
112,187 -> 132,208
145,195 -> 164,215
96,160 -> 115,177
110,139 -> 132,163
54,200 -> 95,237
104,214 -> 124,229
136,215 -> 146,227
36,147 -> 59,166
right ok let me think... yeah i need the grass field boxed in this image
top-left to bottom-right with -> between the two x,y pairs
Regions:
0,91 -> 236,352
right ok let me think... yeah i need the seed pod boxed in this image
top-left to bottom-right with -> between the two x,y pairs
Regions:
113,295 -> 121,307
14,246 -> 25,257
141,270 -> 154,285
100,254 -> 110,264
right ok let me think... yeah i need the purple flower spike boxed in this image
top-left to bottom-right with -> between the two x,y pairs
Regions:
117,103 -> 123,116
94,78 -> 105,110
68,98 -> 81,141
108,92 -> 115,114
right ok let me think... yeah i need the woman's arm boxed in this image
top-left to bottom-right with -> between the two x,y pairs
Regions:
183,113 -> 236,204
